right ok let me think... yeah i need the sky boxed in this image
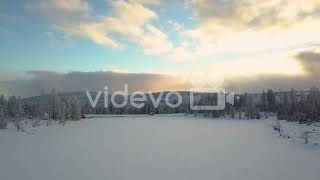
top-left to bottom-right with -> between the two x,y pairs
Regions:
1,0 -> 320,96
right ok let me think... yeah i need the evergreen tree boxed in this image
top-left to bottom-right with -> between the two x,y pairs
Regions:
267,89 -> 276,112
7,96 -> 17,118
0,95 -> 7,129
261,90 -> 267,112
58,101 -> 66,124
14,97 -> 25,131
50,89 -> 60,120
69,96 -> 81,120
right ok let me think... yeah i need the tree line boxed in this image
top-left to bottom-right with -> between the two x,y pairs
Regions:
275,87 -> 320,123
1,87 -> 320,129
231,87 -> 320,123
0,89 -> 81,129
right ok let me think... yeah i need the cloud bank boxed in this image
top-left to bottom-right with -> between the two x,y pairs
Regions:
1,45 -> 320,97
224,46 -> 320,92
0,71 -> 192,97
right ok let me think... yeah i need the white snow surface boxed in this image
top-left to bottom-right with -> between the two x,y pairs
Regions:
269,119 -> 320,145
1,115 -> 320,180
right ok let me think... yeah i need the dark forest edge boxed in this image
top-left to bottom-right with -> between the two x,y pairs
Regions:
1,87 -> 320,130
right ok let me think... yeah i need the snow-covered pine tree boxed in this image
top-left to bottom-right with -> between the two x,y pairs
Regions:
267,89 -> 276,113
261,90 -> 267,112
0,95 -> 7,129
289,89 -> 297,119
7,96 -> 17,118
14,97 -> 25,131
305,87 -> 320,122
50,88 -> 61,120
57,101 -> 66,124
81,102 -> 94,114
69,96 -> 81,120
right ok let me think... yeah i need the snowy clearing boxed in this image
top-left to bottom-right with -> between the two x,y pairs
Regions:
269,119 -> 320,145
1,115 -> 320,180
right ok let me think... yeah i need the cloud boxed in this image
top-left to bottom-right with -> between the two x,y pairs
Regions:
128,0 -> 161,5
0,72 -> 19,82
111,0 -> 157,25
189,0 -> 320,30
295,46 -> 320,77
0,71 -> 192,97
206,53 -> 304,78
167,0 -> 320,61
26,0 -> 320,64
168,20 -> 183,31
27,70 -> 62,80
25,0 -> 92,25
166,21 -> 218,61
137,24 -> 173,54
44,31 -> 72,48
2,46 -> 320,98
25,0 -> 172,53
223,47 -> 320,92
21,0 -> 320,87
223,74 -> 318,93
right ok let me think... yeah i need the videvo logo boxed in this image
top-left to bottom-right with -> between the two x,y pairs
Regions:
188,72 -> 234,110
86,68 -> 235,111
85,84 -> 234,111
190,91 -> 234,111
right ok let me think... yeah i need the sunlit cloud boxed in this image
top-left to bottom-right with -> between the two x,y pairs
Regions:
26,0 -> 320,64
3,0 -> 317,95
26,0 -> 172,53
188,0 -> 320,30
170,0 -> 320,61
220,55 -> 304,77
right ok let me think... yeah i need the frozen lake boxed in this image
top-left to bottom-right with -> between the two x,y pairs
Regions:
1,115 -> 320,180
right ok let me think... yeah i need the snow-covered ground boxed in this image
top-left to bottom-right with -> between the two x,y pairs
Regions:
1,115 -> 320,180
269,118 -> 320,145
